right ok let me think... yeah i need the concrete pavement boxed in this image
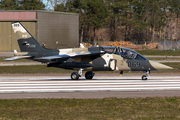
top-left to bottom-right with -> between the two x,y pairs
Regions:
0,75 -> 180,94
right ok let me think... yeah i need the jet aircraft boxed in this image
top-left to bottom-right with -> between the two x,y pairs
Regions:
5,22 -> 173,80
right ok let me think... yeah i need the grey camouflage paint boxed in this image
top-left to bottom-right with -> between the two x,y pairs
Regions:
7,22 -> 173,72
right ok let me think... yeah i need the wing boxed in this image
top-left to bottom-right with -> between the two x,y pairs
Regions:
34,51 -> 105,63
4,56 -> 32,61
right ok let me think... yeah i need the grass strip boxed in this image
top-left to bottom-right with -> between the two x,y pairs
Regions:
0,62 -> 179,74
137,50 -> 180,56
148,58 -> 180,60
0,65 -> 74,74
0,97 -> 180,119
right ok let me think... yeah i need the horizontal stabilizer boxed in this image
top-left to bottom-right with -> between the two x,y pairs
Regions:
4,56 -> 32,61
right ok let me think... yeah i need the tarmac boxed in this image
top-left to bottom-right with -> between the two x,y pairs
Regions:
0,74 -> 180,99
0,52 -> 180,99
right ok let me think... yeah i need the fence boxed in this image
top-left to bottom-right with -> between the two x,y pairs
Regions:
82,41 -> 159,50
81,41 -> 180,50
158,41 -> 180,50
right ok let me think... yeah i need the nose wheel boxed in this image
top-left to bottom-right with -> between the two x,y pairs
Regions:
142,71 -> 150,80
142,75 -> 147,80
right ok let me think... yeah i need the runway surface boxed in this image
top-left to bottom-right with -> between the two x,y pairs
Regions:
0,75 -> 180,99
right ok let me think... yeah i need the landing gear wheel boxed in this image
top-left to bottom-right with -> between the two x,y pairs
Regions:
142,75 -> 147,80
71,72 -> 79,80
85,71 -> 94,80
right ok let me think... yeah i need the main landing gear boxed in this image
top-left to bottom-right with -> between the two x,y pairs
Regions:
142,71 -> 150,80
85,71 -> 95,79
71,69 -> 95,80
71,72 -> 79,80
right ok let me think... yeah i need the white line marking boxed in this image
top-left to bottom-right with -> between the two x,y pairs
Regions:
0,76 -> 180,93
1,76 -> 180,80
1,84 -> 180,89
1,79 -> 180,83
1,87 -> 180,92
1,82 -> 180,86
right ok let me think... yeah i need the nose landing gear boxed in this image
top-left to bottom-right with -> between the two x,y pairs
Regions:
142,71 -> 150,80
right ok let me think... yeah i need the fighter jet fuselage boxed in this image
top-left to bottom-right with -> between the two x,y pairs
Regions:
5,22 -> 173,80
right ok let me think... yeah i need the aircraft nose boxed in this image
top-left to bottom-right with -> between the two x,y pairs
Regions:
149,60 -> 173,70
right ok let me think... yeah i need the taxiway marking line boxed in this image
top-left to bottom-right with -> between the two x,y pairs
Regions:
1,82 -> 180,86
0,76 -> 180,80
1,84 -> 180,89
1,87 -> 180,92
1,79 -> 180,83
1,76 -> 180,93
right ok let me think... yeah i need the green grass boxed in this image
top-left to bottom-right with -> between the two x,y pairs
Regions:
137,50 -> 180,56
0,97 -> 180,119
0,65 -> 74,74
0,62 -> 179,74
148,58 -> 180,60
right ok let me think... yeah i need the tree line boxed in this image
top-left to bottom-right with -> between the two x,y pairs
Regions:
54,0 -> 180,44
1,0 -> 180,44
0,0 -> 45,10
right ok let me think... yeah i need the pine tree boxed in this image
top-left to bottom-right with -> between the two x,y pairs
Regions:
0,0 -> 19,10
54,3 -> 66,12
86,0 -> 108,45
170,0 -> 180,40
18,0 -> 45,10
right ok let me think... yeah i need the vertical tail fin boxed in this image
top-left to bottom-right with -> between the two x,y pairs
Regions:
12,22 -> 43,52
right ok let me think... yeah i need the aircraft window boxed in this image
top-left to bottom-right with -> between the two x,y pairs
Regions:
120,48 -> 137,59
135,54 -> 147,60
113,48 -> 119,55
104,48 -> 115,53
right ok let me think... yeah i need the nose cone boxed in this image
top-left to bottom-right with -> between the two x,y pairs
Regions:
149,60 -> 173,70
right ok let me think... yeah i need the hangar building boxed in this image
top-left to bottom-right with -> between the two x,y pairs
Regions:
0,10 -> 79,52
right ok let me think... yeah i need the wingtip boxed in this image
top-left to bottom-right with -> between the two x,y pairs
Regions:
4,58 -> 13,61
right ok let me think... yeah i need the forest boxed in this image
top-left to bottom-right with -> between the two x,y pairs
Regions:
1,0 -> 180,45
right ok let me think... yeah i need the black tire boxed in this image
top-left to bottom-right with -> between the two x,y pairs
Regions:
142,75 -> 147,80
71,72 -> 79,80
85,71 -> 94,80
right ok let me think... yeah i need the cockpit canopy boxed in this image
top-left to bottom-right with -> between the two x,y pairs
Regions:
102,46 -> 148,60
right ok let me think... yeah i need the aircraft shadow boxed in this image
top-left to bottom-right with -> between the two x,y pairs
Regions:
34,78 -> 143,81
